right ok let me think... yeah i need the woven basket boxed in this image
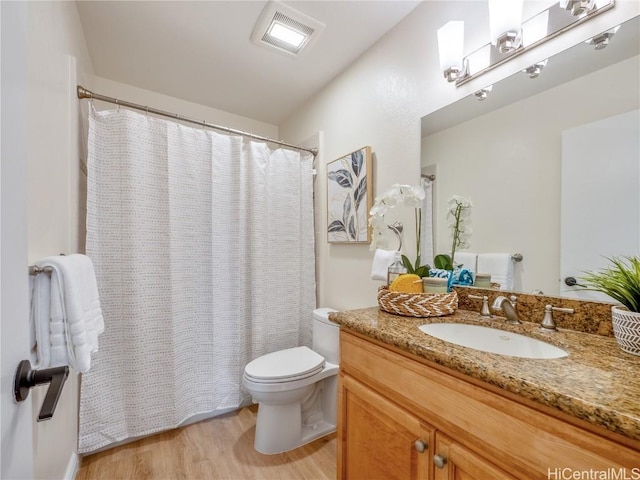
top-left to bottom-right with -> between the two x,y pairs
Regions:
377,286 -> 458,318
612,306 -> 640,356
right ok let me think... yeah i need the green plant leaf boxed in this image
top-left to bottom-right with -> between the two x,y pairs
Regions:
401,255 -> 414,273
434,254 -> 453,271
580,256 -> 640,312
415,265 -> 430,278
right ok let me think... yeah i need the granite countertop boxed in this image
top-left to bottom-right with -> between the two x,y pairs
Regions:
330,306 -> 640,443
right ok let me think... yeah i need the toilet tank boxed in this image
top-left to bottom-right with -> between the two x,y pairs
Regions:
312,308 -> 340,364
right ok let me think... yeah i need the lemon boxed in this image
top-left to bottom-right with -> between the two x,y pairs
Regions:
389,274 -> 423,293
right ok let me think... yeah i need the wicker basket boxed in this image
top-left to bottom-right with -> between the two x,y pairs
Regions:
612,306 -> 640,356
377,286 -> 458,318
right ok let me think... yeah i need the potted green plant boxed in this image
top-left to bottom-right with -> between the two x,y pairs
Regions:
581,256 -> 640,356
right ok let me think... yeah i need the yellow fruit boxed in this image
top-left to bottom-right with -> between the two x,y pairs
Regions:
389,274 -> 423,293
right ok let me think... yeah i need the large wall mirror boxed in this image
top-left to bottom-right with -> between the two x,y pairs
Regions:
421,15 -> 639,299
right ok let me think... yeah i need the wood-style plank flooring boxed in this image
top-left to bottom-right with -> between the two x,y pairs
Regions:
76,405 -> 336,480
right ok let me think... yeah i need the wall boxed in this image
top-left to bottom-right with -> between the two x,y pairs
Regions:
279,1 -> 639,311
422,55 -> 639,295
91,77 -> 279,140
25,3 -> 94,479
1,2 -> 35,478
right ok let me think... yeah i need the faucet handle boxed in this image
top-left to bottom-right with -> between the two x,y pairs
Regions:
541,304 -> 574,331
468,294 -> 491,317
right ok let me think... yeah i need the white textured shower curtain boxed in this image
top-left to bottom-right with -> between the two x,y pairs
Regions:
78,107 -> 316,453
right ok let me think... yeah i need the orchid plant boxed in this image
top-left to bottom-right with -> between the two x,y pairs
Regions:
369,184 -> 430,277
434,195 -> 472,271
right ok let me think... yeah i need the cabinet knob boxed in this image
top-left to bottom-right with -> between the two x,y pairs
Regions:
413,439 -> 427,453
433,454 -> 447,469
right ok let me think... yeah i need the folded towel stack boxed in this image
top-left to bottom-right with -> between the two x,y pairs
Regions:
429,267 -> 474,291
31,254 -> 104,373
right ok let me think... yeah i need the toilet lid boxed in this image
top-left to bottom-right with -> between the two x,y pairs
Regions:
244,346 -> 325,382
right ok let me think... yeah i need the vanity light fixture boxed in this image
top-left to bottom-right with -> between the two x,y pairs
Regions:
488,0 -> 524,53
437,21 -> 469,82
436,0 -> 614,87
474,85 -> 493,101
559,0 -> 596,17
586,25 -> 621,50
522,59 -> 548,78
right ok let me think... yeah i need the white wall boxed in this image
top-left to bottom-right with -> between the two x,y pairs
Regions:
422,56 -> 640,295
279,1 -> 639,311
25,3 -> 94,478
91,77 -> 279,140
1,2 -> 35,478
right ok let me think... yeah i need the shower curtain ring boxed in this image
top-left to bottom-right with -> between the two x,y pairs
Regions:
116,98 -> 120,111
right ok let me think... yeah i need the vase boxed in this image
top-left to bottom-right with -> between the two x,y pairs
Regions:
611,306 -> 640,356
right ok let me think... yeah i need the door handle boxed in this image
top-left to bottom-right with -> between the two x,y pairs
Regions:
564,276 -> 587,288
14,360 -> 69,421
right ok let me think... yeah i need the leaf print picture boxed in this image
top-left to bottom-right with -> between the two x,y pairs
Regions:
327,146 -> 373,243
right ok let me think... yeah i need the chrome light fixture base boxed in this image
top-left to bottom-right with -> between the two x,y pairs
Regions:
496,31 -> 521,54
443,59 -> 470,83
562,0 -> 596,17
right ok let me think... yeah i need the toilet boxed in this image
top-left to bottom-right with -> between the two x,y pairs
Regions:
243,307 -> 339,454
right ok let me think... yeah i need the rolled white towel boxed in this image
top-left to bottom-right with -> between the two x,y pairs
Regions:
371,249 -> 397,281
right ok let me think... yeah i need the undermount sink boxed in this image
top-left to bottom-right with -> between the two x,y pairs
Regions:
418,323 -> 568,359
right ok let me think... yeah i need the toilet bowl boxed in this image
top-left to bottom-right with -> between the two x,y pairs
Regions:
243,308 -> 339,454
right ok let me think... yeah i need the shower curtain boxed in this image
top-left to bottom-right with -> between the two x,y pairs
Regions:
78,107 -> 316,453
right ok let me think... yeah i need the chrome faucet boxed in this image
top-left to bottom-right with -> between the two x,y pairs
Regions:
491,295 -> 521,324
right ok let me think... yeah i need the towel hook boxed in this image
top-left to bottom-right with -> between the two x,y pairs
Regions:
387,222 -> 403,251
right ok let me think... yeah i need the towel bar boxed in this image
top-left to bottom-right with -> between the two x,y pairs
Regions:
29,265 -> 53,276
511,253 -> 523,262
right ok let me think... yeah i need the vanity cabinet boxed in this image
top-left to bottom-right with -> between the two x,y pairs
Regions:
433,434 -> 515,480
337,329 -> 640,480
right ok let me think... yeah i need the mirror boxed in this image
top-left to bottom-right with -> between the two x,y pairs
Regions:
421,15 -> 640,297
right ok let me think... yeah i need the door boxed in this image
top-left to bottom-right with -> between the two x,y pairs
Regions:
339,374 -> 434,480
560,110 -> 640,300
433,434 -> 515,480
1,2 -> 35,478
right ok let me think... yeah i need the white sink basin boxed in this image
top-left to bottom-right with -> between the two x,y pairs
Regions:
418,323 -> 568,359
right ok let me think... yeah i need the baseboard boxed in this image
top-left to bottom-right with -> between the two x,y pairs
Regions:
64,452 -> 80,480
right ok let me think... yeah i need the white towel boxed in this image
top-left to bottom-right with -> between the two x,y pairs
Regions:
34,254 -> 104,373
477,253 -> 514,290
371,249 -> 397,281
453,252 -> 477,273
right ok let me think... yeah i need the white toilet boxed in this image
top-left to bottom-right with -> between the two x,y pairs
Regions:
243,307 -> 339,455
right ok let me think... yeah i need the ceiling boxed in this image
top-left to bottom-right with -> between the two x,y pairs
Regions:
76,1 -> 423,125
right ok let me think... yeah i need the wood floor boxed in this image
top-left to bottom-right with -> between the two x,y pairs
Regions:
76,405 -> 337,480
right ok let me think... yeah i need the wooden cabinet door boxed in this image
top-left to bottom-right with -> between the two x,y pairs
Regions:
433,433 -> 516,480
339,374 -> 434,480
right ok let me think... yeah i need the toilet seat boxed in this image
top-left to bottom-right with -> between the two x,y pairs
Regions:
244,346 -> 325,384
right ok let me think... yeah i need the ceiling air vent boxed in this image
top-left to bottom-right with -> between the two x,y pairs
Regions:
251,1 -> 325,56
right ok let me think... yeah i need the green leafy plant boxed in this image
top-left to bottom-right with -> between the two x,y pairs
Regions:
581,256 -> 640,312
434,195 -> 472,271
401,205 -> 430,277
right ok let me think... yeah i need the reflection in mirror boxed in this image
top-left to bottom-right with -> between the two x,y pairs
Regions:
421,15 -> 639,298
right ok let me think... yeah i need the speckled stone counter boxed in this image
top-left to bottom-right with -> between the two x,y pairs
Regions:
329,306 -> 640,443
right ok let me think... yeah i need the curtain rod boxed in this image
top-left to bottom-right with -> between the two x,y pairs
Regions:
76,86 -> 318,157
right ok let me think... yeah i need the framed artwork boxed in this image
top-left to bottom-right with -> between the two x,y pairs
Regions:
327,146 -> 373,243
